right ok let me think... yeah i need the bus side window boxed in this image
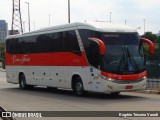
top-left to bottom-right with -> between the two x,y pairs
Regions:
36,34 -> 50,53
49,33 -> 59,52
57,31 -> 81,55
67,31 -> 81,55
22,36 -> 37,54
79,29 -> 100,68
6,38 -> 19,54
18,38 -> 25,54
58,32 -> 66,52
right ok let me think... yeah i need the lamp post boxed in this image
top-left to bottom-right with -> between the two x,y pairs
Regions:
125,20 -> 127,25
68,0 -> 70,23
25,2 -> 30,32
143,18 -> 145,34
49,14 -> 51,26
109,12 -> 112,22
22,21 -> 26,33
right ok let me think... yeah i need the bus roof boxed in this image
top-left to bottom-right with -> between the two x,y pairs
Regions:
7,21 -> 137,39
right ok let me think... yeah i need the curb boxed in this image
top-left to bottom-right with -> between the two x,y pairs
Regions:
0,68 -> 5,72
145,90 -> 160,94
136,90 -> 160,94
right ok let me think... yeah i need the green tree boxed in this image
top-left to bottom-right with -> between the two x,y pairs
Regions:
142,32 -> 158,43
0,42 -> 5,62
143,45 -> 150,60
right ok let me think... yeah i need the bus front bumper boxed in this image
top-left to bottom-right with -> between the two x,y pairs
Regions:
100,77 -> 147,93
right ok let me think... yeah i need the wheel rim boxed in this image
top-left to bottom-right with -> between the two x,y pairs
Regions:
20,75 -> 25,88
76,81 -> 83,95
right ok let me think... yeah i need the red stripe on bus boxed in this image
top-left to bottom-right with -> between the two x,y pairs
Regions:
101,71 -> 146,80
5,52 -> 88,66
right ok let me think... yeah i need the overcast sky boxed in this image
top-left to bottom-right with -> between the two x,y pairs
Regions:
0,0 -> 160,35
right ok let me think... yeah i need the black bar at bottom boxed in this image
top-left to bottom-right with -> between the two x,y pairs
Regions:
0,111 -> 159,117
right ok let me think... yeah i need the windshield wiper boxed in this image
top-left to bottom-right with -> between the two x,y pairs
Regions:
138,41 -> 144,57
117,46 -> 140,73
125,46 -> 139,71
117,46 -> 127,73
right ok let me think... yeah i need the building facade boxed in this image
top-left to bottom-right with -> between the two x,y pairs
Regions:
0,20 -> 8,42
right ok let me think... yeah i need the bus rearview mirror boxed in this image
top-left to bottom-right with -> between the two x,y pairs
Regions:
141,38 -> 154,54
88,37 -> 105,56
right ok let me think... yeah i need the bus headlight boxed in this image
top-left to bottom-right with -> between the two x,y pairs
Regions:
100,75 -> 114,81
108,78 -> 113,81
142,76 -> 147,80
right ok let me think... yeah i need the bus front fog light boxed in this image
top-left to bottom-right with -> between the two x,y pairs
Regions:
100,76 -> 114,81
141,76 -> 147,81
108,78 -> 112,81
143,76 -> 146,80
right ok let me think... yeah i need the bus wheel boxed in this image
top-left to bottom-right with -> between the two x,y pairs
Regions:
73,77 -> 85,96
19,73 -> 30,90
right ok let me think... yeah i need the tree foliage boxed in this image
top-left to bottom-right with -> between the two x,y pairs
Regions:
0,42 -> 5,62
142,32 -> 158,43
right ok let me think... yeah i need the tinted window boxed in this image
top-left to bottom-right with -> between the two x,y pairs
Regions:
22,36 -> 37,53
6,30 -> 80,54
6,38 -> 19,54
56,31 -> 80,53
66,31 -> 80,52
101,33 -> 140,45
79,29 -> 100,68
36,34 -> 52,53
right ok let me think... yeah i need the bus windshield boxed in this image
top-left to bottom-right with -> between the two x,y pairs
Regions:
78,30 -> 146,75
100,33 -> 146,74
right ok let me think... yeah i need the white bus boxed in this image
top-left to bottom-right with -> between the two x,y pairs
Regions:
5,22 -> 154,96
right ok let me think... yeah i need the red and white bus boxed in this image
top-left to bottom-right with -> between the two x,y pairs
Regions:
5,22 -> 154,96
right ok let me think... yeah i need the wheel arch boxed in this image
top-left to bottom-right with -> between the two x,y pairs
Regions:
19,72 -> 24,83
71,74 -> 82,90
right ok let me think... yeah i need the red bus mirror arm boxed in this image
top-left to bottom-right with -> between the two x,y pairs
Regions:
88,37 -> 106,55
141,38 -> 154,54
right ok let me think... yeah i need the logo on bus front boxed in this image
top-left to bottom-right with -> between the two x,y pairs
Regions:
12,55 -> 31,64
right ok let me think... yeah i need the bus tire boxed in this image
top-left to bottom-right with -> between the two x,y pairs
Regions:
19,73 -> 33,90
73,77 -> 85,96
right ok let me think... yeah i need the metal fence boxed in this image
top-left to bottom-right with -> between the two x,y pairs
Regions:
0,61 -> 5,69
146,61 -> 160,91
0,62 -> 2,68
146,61 -> 160,79
147,79 -> 160,90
